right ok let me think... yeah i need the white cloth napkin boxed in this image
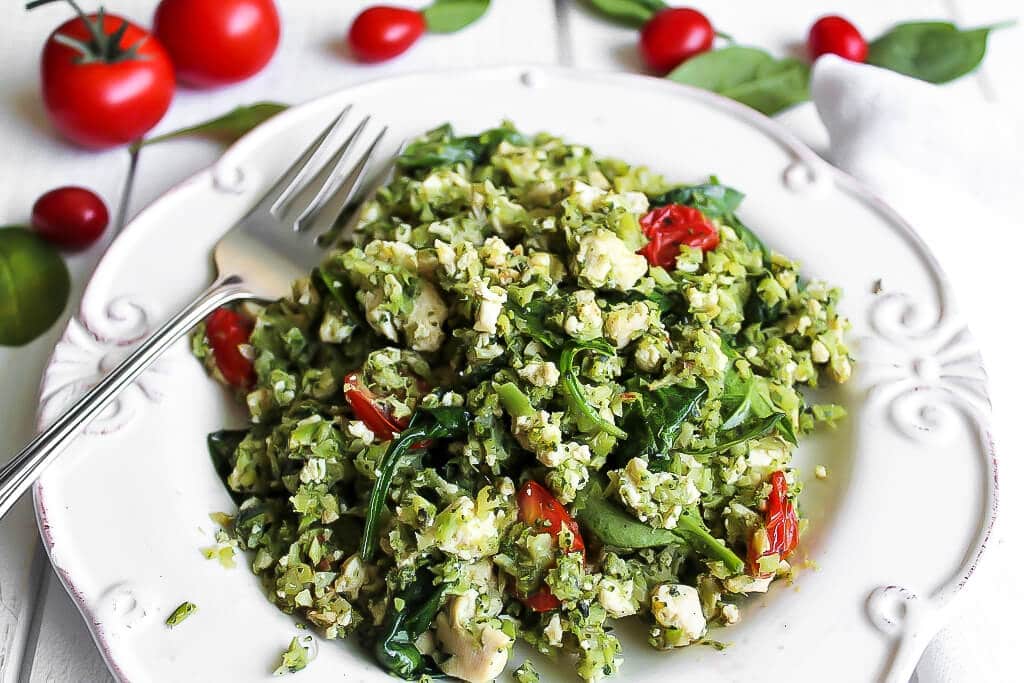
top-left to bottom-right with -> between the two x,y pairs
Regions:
809,56 -> 1022,683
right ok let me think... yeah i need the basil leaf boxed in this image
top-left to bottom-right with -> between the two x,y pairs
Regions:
867,21 -> 1008,84
650,182 -> 745,218
0,227 -> 70,347
587,0 -> 667,28
133,102 -> 289,150
422,0 -> 490,33
668,46 -> 810,116
398,122 -> 525,170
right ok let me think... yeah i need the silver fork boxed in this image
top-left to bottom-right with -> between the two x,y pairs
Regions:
0,107 -> 387,521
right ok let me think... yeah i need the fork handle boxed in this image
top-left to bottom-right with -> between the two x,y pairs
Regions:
0,276 -> 252,522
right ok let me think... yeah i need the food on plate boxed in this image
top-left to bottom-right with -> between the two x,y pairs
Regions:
194,123 -> 852,681
31,0 -> 174,148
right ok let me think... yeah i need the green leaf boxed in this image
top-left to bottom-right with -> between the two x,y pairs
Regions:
867,21 -> 1010,84
132,102 -> 289,151
0,227 -> 70,347
682,413 -> 785,455
559,340 -> 628,439
422,0 -> 490,34
586,0 -> 667,28
620,383 -> 707,468
575,477 -> 679,548
668,46 -> 810,116
720,367 -> 774,430
397,122 -> 526,170
651,182 -> 744,218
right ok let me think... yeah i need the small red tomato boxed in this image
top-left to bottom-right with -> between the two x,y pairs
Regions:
348,6 -> 426,63
31,186 -> 109,250
343,372 -> 408,441
807,15 -> 868,63
748,470 -> 800,576
517,480 -> 585,612
639,204 -> 719,268
639,8 -> 715,73
38,7 -> 174,148
205,308 -> 255,388
153,0 -> 280,88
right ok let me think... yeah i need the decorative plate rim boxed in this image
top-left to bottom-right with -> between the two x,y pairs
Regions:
30,65 -> 998,683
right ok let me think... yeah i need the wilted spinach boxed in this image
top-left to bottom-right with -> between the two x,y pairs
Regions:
559,340 -> 628,439
650,179 -> 767,255
619,383 -> 707,469
361,406 -> 472,560
374,569 -> 449,679
398,123 -> 527,170
575,477 -> 744,573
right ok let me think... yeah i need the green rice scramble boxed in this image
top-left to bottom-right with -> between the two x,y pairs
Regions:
194,123 -> 852,682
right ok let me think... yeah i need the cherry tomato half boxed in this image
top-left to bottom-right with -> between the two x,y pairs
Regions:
31,186 -> 109,251
517,480 -> 585,612
205,308 -> 255,388
40,12 -> 174,148
153,0 -> 280,88
748,470 -> 800,576
639,204 -> 719,268
639,8 -> 715,73
343,372 -> 408,441
807,15 -> 868,63
348,6 -> 426,63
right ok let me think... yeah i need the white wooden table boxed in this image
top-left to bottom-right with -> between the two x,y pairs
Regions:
1,1 -> 1020,681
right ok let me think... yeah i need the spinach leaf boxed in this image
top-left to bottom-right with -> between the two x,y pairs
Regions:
667,46 -> 810,116
868,21 -> 1010,84
559,340 -> 628,439
682,413 -> 785,455
587,0 -> 667,28
315,267 -> 363,329
360,406 -> 472,560
206,429 -> 247,480
727,214 -> 768,255
650,182 -> 744,217
575,477 -> 678,548
743,277 -> 782,325
131,102 -> 288,151
398,123 -> 526,170
720,368 -> 774,430
621,384 -> 707,468
422,0 -> 490,33
507,298 -> 563,348
575,477 -> 745,573
0,227 -> 70,347
375,569 -> 448,679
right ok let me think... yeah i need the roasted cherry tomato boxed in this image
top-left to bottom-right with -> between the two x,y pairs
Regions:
348,6 -> 426,63
639,204 -> 719,268
748,470 -> 800,576
516,480 -> 585,612
807,15 -> 868,63
153,0 -> 281,88
639,8 -> 715,73
205,308 -> 255,388
34,1 -> 174,148
31,186 -> 109,250
343,372 -> 407,441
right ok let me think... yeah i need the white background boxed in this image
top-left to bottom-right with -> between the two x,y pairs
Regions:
0,1 -> 1020,681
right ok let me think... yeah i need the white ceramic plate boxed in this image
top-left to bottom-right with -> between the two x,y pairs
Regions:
33,67 -> 996,683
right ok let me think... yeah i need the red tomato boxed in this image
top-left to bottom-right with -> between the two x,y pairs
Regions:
639,8 -> 715,73
153,0 -> 280,88
807,15 -> 868,63
39,11 -> 174,148
348,6 -> 426,63
517,480 -> 585,612
343,372 -> 407,441
748,470 -> 800,576
639,204 -> 719,268
205,308 -> 255,388
31,186 -> 109,251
